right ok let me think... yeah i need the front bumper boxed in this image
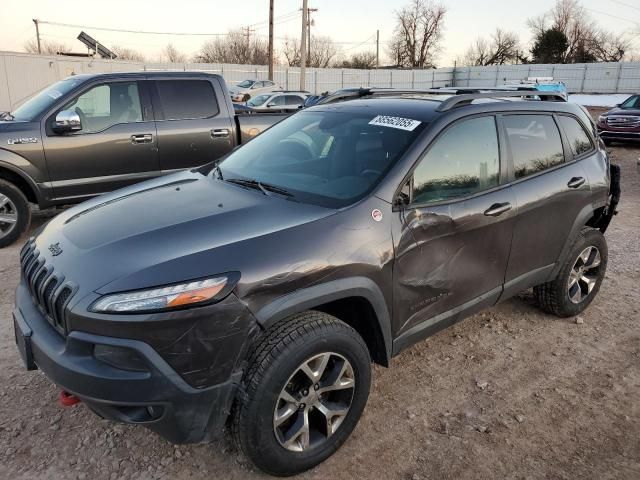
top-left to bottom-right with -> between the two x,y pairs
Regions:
597,127 -> 640,142
13,280 -> 246,444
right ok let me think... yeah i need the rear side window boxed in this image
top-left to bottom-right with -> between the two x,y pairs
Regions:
503,115 -> 564,179
155,80 -> 219,120
557,116 -> 593,156
412,116 -> 500,204
285,95 -> 304,106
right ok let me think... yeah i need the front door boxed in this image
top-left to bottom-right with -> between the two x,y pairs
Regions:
151,78 -> 235,172
42,80 -> 159,202
393,115 -> 515,343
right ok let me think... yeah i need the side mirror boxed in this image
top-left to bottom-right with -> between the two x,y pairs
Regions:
54,110 -> 82,133
267,102 -> 276,107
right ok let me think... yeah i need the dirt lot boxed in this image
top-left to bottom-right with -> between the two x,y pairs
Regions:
0,111 -> 638,480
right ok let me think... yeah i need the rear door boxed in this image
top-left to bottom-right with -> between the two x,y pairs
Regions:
42,79 -> 159,201
501,113 -> 592,295
393,115 -> 515,339
151,78 -> 235,172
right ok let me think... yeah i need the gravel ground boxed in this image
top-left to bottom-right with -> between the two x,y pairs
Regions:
0,112 -> 638,480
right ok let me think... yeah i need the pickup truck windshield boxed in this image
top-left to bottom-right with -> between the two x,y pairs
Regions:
11,78 -> 84,121
219,110 -> 425,208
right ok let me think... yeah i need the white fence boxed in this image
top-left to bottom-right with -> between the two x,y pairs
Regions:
1,50 -> 639,111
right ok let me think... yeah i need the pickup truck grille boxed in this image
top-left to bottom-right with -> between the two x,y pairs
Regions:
606,116 -> 640,128
19,241 -> 74,335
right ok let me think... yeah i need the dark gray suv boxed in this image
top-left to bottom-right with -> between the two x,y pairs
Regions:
13,90 -> 620,476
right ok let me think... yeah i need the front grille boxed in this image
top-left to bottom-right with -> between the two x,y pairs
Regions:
19,240 -> 74,335
607,116 -> 640,128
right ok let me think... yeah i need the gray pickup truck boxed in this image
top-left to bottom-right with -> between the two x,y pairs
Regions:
0,72 -> 289,247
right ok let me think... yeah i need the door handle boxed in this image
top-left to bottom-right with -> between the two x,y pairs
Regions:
567,176 -> 586,188
131,134 -> 153,144
211,128 -> 230,139
484,202 -> 512,217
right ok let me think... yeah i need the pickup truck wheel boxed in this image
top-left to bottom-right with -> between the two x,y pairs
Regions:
0,180 -> 30,248
533,227 -> 607,317
231,311 -> 371,476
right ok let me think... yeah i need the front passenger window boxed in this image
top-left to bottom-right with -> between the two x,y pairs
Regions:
412,116 -> 500,204
61,82 -> 142,134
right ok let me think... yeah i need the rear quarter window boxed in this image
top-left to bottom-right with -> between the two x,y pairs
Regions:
155,80 -> 219,120
503,115 -> 564,179
557,115 -> 593,156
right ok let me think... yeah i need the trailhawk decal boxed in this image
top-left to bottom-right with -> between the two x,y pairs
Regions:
369,115 -> 421,131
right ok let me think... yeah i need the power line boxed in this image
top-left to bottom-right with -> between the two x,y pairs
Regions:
608,0 -> 640,13
583,7 -> 640,25
37,20 -> 229,36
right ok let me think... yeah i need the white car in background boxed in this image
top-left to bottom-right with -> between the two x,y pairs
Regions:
246,91 -> 310,112
229,79 -> 280,102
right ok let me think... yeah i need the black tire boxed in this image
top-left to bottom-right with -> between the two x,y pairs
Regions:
0,179 -> 31,248
534,227 -> 608,317
231,311 -> 371,476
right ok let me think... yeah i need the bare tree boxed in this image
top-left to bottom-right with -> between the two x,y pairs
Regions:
281,35 -> 338,68
24,39 -> 71,55
463,29 -> 520,66
163,43 -> 186,63
196,30 -> 268,64
389,0 -> 447,68
386,32 -> 408,67
527,0 -> 630,63
339,51 -> 378,69
111,46 -> 146,62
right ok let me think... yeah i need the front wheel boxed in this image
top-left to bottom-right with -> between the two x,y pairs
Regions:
0,180 -> 31,248
534,227 -> 608,317
231,311 -> 371,476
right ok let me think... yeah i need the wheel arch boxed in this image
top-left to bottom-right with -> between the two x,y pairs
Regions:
0,161 -> 41,205
252,277 -> 392,367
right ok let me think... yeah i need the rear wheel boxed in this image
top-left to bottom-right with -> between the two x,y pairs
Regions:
0,180 -> 31,248
232,311 -> 371,476
534,227 -> 607,317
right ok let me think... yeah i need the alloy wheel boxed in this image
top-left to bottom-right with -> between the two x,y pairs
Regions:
568,246 -> 602,304
273,352 -> 355,452
0,193 -> 18,240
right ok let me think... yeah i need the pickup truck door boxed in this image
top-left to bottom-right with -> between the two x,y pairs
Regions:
150,78 -> 235,172
42,79 -> 159,202
392,115 -> 515,345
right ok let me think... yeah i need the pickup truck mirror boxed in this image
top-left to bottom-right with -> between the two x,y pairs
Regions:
54,110 -> 82,133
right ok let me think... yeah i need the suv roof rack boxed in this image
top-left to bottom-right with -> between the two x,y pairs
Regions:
314,87 -> 567,108
435,90 -> 567,112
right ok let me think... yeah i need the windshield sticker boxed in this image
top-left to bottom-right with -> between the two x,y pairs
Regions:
369,115 -> 421,131
47,90 -> 63,99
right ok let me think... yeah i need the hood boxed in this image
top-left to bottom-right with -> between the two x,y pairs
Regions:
34,171 -> 333,294
604,107 -> 640,117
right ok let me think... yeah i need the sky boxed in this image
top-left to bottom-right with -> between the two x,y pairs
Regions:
0,0 -> 638,66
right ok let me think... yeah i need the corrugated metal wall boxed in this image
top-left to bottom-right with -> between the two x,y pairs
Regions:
1,50 -> 639,111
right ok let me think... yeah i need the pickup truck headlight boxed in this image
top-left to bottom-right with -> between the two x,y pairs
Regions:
598,115 -> 607,124
90,275 -> 236,313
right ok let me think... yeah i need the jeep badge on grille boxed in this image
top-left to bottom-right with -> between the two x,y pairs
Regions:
48,243 -> 63,256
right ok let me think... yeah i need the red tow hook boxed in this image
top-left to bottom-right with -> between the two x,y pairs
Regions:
59,390 -> 81,407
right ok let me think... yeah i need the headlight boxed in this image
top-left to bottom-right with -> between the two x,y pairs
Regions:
598,115 -> 607,124
90,275 -> 236,313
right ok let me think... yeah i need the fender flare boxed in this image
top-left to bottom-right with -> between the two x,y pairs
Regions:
253,277 -> 393,364
549,203 -> 601,280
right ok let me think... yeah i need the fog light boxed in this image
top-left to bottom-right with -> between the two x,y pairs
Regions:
94,344 -> 149,372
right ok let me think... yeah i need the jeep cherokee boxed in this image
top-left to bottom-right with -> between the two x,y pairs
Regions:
13,90 -> 620,476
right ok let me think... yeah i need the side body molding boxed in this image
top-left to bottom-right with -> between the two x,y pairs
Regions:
252,276 -> 393,364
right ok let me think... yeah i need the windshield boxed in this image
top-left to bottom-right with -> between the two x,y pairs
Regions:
236,80 -> 255,89
218,110 -> 425,208
620,95 -> 639,109
248,94 -> 272,107
11,78 -> 84,121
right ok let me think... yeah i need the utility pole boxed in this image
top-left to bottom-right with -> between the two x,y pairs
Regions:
299,0 -> 308,91
376,30 -> 380,68
268,0 -> 274,80
306,7 -> 318,63
32,19 -> 41,54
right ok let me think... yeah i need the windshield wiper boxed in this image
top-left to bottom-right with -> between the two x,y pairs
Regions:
225,178 -> 295,198
213,164 -> 224,180
0,112 -> 14,121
